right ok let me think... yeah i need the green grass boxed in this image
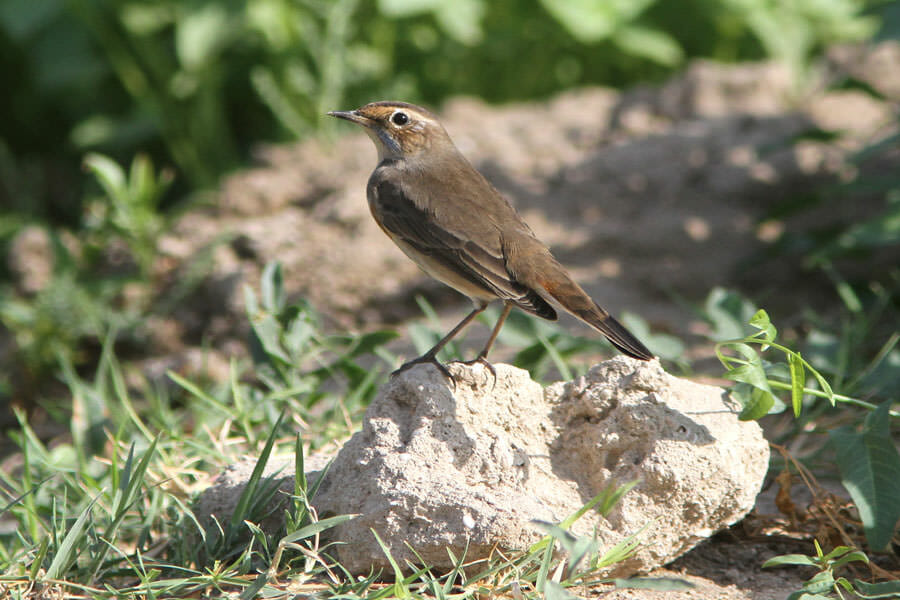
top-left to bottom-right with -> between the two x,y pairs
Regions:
0,269 -> 693,597
2,254 -> 897,597
0,0 -> 880,223
2,143 -> 898,595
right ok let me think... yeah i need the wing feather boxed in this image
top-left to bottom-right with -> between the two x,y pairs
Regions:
371,178 -> 556,320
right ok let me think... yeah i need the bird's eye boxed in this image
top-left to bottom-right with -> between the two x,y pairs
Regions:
391,111 -> 409,126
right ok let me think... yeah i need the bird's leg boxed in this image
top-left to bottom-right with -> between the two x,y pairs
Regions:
393,303 -> 487,383
476,302 -> 513,360
457,302 -> 514,386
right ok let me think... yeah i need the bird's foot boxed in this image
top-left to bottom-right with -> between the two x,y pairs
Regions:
450,355 -> 497,390
392,353 -> 455,387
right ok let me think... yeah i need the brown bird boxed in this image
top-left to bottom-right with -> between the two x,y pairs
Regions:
329,101 -> 653,379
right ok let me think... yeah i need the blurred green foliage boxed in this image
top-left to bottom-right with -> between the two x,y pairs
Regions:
0,0 -> 878,223
0,0 -> 896,415
0,154 -> 173,397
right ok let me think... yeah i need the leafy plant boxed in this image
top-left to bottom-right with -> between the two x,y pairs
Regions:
716,307 -> 836,420
83,152 -> 173,277
0,152 -> 171,399
0,262 -> 396,596
762,540 -> 900,600
243,261 -> 396,421
830,403 -> 900,552
718,0 -> 875,87
0,0 -> 878,222
709,296 -> 900,553
704,288 -> 897,421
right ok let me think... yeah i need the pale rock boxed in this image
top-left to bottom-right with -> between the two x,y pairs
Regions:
194,358 -> 768,575
309,357 -> 768,575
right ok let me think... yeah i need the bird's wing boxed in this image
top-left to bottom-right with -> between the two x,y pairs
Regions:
371,177 -> 557,320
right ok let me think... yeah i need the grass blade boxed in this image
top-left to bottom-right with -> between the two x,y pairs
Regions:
45,497 -> 97,580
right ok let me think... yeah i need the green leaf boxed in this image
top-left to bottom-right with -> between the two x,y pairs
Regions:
371,529 -> 409,598
730,382 -> 775,421
835,577 -> 855,593
761,553 -> 818,568
434,0 -> 485,45
529,481 -> 636,555
829,403 -> 900,551
748,309 -> 777,344
84,153 -> 126,203
535,536 -> 554,593
239,573 -> 269,600
260,261 -> 285,313
348,330 -> 399,358
819,544 -> 853,562
703,288 -> 758,341
788,352 -> 806,417
167,370 -> 230,413
726,344 -> 771,389
89,436 -> 160,578
175,2 -> 230,70
284,318 -> 316,357
280,514 -> 357,544
230,413 -> 284,533
45,497 -> 97,580
853,579 -> 900,598
294,434 -> 307,496
538,0 -> 655,43
611,25 -> 683,66
830,550 -> 868,570
722,342 -> 776,420
559,480 -> 636,529
620,312 -> 684,362
803,570 -> 835,594
251,314 -> 291,364
544,581 -> 579,600
378,0 -> 441,17
595,529 -> 641,569
533,522 -> 597,575
29,537 -> 49,580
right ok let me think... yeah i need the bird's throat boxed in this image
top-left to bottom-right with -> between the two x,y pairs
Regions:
366,128 -> 403,161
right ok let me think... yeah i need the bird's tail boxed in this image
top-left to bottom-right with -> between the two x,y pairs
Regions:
536,264 -> 654,361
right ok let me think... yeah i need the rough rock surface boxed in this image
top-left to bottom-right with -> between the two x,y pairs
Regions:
312,357 -> 768,575
195,358 -> 769,576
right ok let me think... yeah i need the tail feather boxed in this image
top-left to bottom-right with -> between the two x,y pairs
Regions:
535,267 -> 654,361
582,310 -> 654,360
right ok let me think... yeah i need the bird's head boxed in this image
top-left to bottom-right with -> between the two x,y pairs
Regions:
328,101 -> 450,162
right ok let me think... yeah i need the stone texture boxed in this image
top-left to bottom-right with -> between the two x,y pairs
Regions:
195,357 -> 767,576
312,358 -> 768,575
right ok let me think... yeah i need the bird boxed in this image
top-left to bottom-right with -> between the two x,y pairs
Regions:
328,101 -> 653,380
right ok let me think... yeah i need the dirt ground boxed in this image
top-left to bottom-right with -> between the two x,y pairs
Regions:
5,43 -> 900,597
130,44 -> 897,372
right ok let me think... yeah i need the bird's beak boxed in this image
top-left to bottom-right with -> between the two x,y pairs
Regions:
327,110 -> 373,128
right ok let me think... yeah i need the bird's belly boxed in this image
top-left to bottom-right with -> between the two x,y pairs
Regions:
389,236 -> 497,302
367,194 -> 497,302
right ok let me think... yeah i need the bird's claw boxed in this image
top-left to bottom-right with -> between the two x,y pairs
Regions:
392,354 -> 456,387
450,355 -> 497,391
